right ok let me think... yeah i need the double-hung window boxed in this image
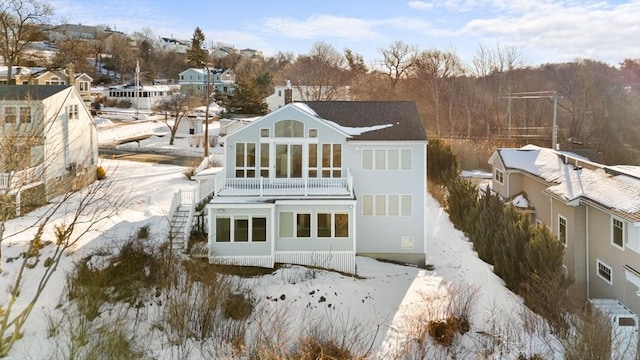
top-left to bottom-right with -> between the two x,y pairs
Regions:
4,106 -> 17,123
68,104 -> 78,120
558,215 -> 567,247
494,169 -> 504,184
597,259 -> 612,284
612,217 -> 624,249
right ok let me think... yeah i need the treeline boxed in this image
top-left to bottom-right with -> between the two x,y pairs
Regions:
4,0 -> 639,162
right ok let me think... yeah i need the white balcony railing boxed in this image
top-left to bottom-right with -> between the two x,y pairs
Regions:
218,175 -> 353,197
0,165 -> 44,191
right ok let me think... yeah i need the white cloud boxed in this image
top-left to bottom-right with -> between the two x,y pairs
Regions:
262,15 -> 378,40
408,1 -> 434,10
459,1 -> 640,64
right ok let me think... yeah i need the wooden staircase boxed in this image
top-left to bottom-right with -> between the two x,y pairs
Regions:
169,206 -> 191,251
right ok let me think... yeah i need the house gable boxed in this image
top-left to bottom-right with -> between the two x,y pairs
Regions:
226,103 -> 353,142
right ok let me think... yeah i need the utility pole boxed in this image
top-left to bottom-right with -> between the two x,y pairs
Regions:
203,65 -> 212,159
503,90 -> 560,150
135,60 -> 140,119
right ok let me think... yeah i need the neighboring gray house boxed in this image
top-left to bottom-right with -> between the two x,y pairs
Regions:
168,101 -> 428,274
179,68 -> 235,98
489,145 -> 640,334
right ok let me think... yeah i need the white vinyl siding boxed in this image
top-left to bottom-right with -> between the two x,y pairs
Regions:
627,226 -> 640,253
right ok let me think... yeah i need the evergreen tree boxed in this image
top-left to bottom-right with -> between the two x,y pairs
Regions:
187,27 -> 207,67
427,137 -> 459,185
224,76 -> 269,115
445,177 -> 478,235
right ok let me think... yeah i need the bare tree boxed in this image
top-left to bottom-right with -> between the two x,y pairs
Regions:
153,93 -> 196,145
378,40 -> 418,90
281,41 -> 348,101
103,33 -> 135,83
0,0 -> 53,84
414,49 -> 463,135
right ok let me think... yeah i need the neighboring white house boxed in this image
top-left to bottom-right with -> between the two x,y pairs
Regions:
265,83 -> 351,112
98,84 -> 175,111
168,101 -> 428,274
179,68 -> 236,97
0,85 -> 98,215
158,37 -> 190,54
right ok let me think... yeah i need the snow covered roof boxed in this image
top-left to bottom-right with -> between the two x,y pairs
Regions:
494,145 -> 640,222
302,101 -> 427,141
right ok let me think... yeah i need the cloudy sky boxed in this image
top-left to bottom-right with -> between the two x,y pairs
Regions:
49,0 -> 639,67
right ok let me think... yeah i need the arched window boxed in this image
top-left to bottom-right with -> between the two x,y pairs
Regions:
275,120 -> 304,137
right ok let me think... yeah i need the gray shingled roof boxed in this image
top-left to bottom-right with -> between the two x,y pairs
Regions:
0,85 -> 70,101
302,101 -> 427,141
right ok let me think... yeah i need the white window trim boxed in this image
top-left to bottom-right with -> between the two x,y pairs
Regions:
611,216 -> 625,251
215,215 -> 267,243
596,259 -> 613,285
494,168 -> 504,184
558,215 -> 567,247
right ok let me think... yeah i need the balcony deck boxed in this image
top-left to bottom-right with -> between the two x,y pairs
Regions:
217,177 -> 353,197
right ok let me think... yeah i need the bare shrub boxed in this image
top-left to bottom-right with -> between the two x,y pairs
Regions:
65,236 -> 169,320
46,301 -> 148,360
291,335 -> 354,359
183,167 -> 196,180
223,293 -> 253,320
428,318 -> 457,347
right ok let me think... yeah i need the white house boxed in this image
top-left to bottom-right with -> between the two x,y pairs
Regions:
0,85 -> 98,215
99,84 -> 175,111
168,101 -> 428,274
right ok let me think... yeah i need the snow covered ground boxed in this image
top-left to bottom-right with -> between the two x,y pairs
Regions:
0,118 -> 562,359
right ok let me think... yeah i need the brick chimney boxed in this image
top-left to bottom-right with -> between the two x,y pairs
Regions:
284,79 -> 293,105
